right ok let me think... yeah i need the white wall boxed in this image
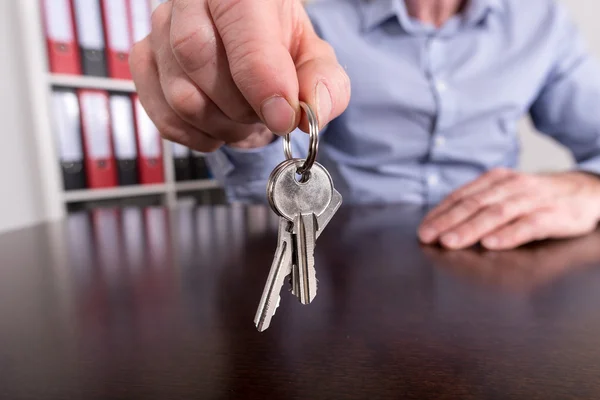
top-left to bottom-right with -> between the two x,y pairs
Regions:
519,0 -> 600,172
0,0 -> 45,234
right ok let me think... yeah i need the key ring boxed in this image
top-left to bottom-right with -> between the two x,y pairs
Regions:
283,102 -> 319,178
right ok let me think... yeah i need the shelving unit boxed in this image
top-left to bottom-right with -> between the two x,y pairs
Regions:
17,0 -> 222,220
62,180 -> 221,203
49,73 -> 137,92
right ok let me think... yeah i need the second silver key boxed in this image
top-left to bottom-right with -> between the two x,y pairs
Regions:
270,160 -> 334,304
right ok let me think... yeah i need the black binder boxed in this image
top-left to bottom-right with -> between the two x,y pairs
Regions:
116,159 -> 138,186
191,151 -> 212,180
72,0 -> 108,77
172,142 -> 192,181
109,94 -> 139,186
52,89 -> 87,190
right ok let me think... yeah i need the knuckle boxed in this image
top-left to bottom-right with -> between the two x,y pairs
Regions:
157,124 -> 179,143
318,40 -> 337,59
463,196 -> 485,211
153,113 -> 189,144
165,85 -> 205,122
488,203 -> 509,219
129,40 -> 152,76
171,25 -> 216,72
446,191 -> 463,204
155,117 -> 183,143
229,44 -> 267,87
150,3 -> 171,33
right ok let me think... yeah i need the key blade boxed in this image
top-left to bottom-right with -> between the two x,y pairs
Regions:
295,213 -> 318,305
316,189 -> 342,239
291,189 -> 342,302
254,219 -> 293,332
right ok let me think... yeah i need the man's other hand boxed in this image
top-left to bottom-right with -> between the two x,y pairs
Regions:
129,0 -> 350,151
418,169 -> 600,250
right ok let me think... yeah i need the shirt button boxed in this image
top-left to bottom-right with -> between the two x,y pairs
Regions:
436,80 -> 447,92
434,136 -> 446,147
427,174 -> 439,186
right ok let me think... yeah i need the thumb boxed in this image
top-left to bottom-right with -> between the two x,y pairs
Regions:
208,0 -> 304,134
295,24 -> 351,131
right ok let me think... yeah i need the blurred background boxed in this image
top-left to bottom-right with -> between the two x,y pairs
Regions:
0,0 -> 597,234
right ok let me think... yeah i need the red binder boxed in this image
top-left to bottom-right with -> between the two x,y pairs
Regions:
78,89 -> 118,188
40,0 -> 81,74
128,0 -> 152,44
100,0 -> 132,79
132,95 -> 164,184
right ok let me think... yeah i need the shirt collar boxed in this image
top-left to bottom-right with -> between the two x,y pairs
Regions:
361,0 -> 504,32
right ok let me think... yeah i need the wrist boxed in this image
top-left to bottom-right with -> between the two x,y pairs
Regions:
560,170 -> 600,220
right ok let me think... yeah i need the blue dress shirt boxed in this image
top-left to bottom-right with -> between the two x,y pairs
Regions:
205,0 -> 600,205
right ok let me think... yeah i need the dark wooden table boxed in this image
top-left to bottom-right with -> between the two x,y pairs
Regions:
1,204 -> 600,399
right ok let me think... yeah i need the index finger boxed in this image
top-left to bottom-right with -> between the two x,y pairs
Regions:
209,0 -> 301,134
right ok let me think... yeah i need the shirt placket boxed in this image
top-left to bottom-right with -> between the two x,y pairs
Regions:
424,34 -> 456,205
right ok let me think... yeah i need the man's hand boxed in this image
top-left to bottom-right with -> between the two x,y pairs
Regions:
129,0 -> 350,151
418,168 -> 600,250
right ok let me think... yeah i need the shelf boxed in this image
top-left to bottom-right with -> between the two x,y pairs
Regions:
62,184 -> 167,203
61,180 -> 220,203
48,74 -> 136,92
175,180 -> 221,192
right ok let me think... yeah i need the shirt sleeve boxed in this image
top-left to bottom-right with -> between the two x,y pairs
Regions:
529,1 -> 600,176
204,130 -> 312,204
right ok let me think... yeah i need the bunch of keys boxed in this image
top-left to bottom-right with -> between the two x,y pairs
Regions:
254,102 -> 343,332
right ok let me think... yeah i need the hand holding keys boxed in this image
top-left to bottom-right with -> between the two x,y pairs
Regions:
255,103 -> 343,332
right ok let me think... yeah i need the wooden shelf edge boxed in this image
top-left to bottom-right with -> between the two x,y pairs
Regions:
48,74 -> 136,92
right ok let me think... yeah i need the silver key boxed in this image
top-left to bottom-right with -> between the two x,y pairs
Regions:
290,188 -> 343,297
293,212 -> 317,304
267,158 -> 342,239
256,101 -> 343,331
254,218 -> 294,332
269,160 -> 333,222
269,160 -> 334,304
316,188 -> 343,239
269,160 -> 342,300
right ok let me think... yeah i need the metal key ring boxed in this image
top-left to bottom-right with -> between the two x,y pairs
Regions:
283,102 -> 319,177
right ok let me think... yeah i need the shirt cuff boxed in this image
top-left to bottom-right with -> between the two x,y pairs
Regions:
220,138 -> 286,181
576,156 -> 600,178
204,137 -> 288,203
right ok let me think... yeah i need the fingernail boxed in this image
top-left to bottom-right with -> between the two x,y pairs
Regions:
483,236 -> 499,249
419,228 -> 437,243
260,96 -> 295,134
441,233 -> 459,248
316,81 -> 332,127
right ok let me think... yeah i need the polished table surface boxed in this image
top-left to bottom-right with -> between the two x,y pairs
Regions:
1,204 -> 600,399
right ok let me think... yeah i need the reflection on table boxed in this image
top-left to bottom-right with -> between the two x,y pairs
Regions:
1,204 -> 600,399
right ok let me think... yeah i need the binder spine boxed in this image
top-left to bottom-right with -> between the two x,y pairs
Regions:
78,89 -> 118,188
101,0 -> 133,79
117,159 -> 138,186
42,0 -> 82,74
